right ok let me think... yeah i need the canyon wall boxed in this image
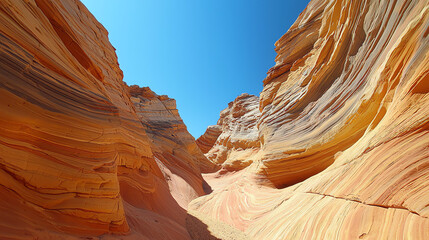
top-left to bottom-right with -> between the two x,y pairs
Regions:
129,85 -> 214,209
196,93 -> 260,171
0,0 -> 210,239
0,0 -> 428,239
192,0 -> 429,239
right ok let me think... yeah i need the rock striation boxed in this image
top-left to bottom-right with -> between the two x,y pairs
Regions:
195,125 -> 222,154
129,85 -> 214,209
0,0 -> 210,239
0,0 -> 428,239
191,0 -> 429,239
197,93 -> 261,171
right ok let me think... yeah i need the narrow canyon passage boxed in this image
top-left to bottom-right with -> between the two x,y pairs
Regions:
0,0 -> 428,239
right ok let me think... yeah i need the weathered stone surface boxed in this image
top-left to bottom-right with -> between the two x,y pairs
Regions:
190,0 -> 429,239
129,85 -> 215,209
0,1 -> 207,239
196,125 -> 222,154
197,93 -> 261,171
1,0 -> 428,239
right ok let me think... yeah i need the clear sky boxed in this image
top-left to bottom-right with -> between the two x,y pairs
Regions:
81,0 -> 310,138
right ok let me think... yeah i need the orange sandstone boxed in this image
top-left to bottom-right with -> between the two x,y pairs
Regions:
0,0 -> 209,239
191,0 -> 429,239
0,0 -> 428,239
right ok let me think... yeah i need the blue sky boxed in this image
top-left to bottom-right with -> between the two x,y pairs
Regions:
81,0 -> 309,138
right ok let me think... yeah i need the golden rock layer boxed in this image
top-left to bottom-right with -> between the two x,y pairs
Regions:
0,0 -> 428,239
191,0 -> 429,239
195,125 -> 222,154
0,0 -> 208,239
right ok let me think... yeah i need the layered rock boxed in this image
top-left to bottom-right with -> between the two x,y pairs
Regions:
197,93 -> 261,171
190,0 -> 429,239
129,85 -> 214,208
1,0 -> 428,239
0,0 -> 208,239
195,125 -> 222,154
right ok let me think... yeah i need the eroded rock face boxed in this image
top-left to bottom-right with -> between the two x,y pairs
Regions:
129,85 -> 215,208
0,1 -> 206,239
190,0 -> 429,239
197,93 -> 261,171
196,125 -> 222,154
1,0 -> 428,239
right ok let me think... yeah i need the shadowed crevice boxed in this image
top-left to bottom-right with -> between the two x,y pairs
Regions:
186,214 -> 220,240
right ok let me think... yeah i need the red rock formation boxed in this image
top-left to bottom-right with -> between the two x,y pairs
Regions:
1,0 -> 428,239
190,0 -> 429,239
0,0 -> 208,239
196,125 -> 222,154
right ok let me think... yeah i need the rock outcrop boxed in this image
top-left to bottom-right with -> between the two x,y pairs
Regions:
197,93 -> 261,171
129,85 -> 214,208
191,0 -> 429,239
195,125 -> 222,154
0,0 -> 210,239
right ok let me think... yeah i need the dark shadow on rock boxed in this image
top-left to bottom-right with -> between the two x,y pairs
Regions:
186,213 -> 220,240
202,180 -> 213,194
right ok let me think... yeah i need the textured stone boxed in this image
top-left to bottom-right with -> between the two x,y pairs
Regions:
197,93 -> 261,171
129,85 -> 215,209
190,0 -> 429,239
1,0 -> 428,239
196,125 -> 222,154
0,0 -> 207,239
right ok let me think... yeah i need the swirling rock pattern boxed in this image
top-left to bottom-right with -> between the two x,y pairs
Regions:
196,125 -> 222,154
0,0 -> 208,239
190,0 -> 429,239
0,0 -> 428,239
197,93 -> 261,171
129,85 -> 214,209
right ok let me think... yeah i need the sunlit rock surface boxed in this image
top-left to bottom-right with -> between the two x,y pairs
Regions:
191,0 -> 429,239
0,0 -> 207,239
129,85 -> 214,209
1,0 -> 428,239
196,125 -> 222,154
197,93 -> 261,171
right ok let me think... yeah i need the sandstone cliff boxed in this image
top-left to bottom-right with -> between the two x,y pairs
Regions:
196,93 -> 261,171
129,85 -> 214,209
0,0 -> 210,239
191,0 -> 429,239
195,125 -> 222,154
0,0 -> 428,239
